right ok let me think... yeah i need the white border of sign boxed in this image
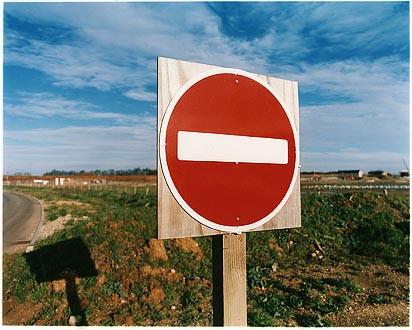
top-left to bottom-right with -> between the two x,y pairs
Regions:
159,68 -> 300,233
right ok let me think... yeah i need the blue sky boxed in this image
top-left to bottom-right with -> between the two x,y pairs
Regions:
3,2 -> 409,175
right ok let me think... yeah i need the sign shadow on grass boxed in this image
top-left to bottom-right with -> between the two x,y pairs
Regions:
24,237 -> 98,325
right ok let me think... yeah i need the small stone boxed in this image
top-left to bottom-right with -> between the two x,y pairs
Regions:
25,245 -> 34,253
171,305 -> 176,310
68,315 -> 82,326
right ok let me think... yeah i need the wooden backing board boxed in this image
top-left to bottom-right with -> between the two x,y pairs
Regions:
157,56 -> 301,239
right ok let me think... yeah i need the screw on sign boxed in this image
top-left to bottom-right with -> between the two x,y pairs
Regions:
159,68 -> 299,233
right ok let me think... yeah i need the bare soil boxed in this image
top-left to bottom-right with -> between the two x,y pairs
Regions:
274,263 -> 409,327
3,298 -> 43,325
55,200 -> 92,207
329,302 -> 409,326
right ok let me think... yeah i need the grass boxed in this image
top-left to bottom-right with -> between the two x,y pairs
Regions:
3,185 -> 410,326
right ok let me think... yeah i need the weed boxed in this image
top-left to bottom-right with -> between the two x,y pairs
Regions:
257,294 -> 291,318
349,210 -> 409,267
295,313 -> 331,327
248,307 -> 276,326
102,280 -> 122,297
101,317 -> 115,326
248,266 -> 268,289
28,283 -> 52,304
3,254 -> 37,303
367,293 -> 389,304
322,277 -> 363,293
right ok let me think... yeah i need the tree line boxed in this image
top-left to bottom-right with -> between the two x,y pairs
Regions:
43,168 -> 157,176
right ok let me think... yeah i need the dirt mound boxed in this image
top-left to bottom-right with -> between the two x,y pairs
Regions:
173,237 -> 203,260
146,239 -> 169,261
142,287 -> 165,306
140,265 -> 183,282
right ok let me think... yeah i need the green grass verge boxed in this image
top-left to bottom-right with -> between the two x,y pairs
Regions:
3,186 -> 409,326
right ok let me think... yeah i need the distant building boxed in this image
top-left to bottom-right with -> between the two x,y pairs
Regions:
337,170 -> 363,180
33,179 -> 49,185
400,170 -> 409,177
54,177 -> 67,186
301,172 -> 321,181
368,170 -> 388,178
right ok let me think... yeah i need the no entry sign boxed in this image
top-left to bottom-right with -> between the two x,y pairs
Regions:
159,68 -> 299,232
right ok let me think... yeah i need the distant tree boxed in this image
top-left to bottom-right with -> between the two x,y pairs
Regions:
42,167 -> 157,176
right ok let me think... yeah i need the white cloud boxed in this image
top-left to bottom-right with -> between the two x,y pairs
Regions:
293,58 -> 409,167
290,58 -> 408,106
6,30 -> 142,92
124,89 -> 157,102
4,2 -> 409,172
5,3 -> 260,99
5,92 -> 155,124
5,3 -> 408,97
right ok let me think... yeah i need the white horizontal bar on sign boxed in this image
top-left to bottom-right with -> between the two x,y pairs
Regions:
177,131 -> 288,164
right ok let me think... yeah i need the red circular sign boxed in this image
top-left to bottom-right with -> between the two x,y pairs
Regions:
160,69 -> 298,232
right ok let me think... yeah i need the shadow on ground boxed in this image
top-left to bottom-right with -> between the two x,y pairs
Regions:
24,237 -> 97,325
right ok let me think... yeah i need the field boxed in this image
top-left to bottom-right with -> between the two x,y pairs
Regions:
2,183 -> 410,326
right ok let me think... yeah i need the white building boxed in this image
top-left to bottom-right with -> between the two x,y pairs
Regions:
33,179 -> 49,185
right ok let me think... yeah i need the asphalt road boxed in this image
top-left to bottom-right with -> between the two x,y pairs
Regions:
3,192 -> 43,254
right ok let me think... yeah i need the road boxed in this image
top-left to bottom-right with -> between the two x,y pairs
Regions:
3,192 -> 43,254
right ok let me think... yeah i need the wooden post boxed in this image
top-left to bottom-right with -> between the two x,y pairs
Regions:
213,233 -> 247,326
